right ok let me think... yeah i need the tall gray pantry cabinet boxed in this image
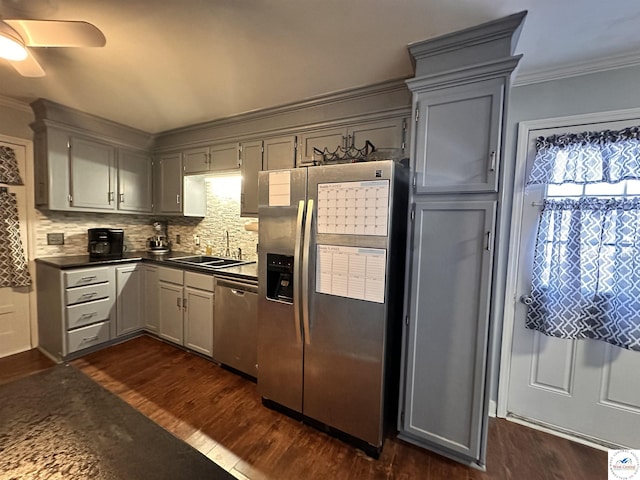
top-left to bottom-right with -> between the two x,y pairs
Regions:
398,12 -> 526,469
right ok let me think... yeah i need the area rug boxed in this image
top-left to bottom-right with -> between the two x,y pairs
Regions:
0,364 -> 235,480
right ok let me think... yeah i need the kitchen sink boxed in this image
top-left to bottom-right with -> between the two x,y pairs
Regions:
168,255 -> 254,269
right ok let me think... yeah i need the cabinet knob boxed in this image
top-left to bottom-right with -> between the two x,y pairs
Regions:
520,294 -> 533,305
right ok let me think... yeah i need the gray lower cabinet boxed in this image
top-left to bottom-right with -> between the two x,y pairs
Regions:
144,265 -> 159,332
118,149 -> 153,213
69,136 -> 117,210
37,263 -> 117,361
115,264 -> 144,336
184,271 -> 215,357
158,266 -> 185,345
411,79 -> 503,194
399,200 -> 496,465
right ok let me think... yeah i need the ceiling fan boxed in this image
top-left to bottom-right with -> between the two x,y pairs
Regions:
0,17 -> 105,77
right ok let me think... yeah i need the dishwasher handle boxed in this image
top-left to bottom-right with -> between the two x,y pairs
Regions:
215,278 -> 258,294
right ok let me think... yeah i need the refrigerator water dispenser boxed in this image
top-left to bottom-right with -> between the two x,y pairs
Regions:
266,253 -> 294,303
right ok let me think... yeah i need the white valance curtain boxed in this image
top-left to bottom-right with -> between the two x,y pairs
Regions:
526,127 -> 640,351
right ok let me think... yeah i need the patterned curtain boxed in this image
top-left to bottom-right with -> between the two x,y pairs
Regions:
0,146 -> 31,287
527,198 -> 640,351
527,126 -> 640,186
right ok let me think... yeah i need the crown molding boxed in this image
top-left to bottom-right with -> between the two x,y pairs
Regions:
513,51 -> 640,87
0,95 -> 31,113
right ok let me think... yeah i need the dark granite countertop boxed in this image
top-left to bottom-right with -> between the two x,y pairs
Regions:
35,251 -> 258,282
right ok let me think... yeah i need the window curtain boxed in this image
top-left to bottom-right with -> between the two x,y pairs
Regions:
526,126 -> 640,351
0,146 -> 31,287
527,126 -> 640,186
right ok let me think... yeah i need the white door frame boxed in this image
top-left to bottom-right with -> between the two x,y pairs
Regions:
0,133 -> 38,349
497,106 -> 640,419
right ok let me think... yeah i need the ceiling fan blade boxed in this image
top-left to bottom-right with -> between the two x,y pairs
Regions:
10,48 -> 45,77
4,19 -> 105,47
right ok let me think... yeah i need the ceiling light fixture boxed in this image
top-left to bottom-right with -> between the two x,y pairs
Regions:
0,23 -> 28,61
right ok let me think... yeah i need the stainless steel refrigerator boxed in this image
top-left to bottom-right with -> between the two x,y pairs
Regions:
257,160 -> 408,455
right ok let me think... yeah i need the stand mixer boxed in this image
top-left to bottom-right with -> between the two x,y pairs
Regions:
146,221 -> 171,254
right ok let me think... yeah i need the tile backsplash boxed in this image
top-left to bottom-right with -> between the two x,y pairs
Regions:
35,173 -> 259,261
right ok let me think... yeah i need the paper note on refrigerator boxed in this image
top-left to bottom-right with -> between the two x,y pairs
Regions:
316,245 -> 386,303
316,180 -> 390,236
268,171 -> 291,207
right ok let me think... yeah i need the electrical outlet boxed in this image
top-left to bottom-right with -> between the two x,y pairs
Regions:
176,234 -> 181,244
194,235 -> 200,246
47,233 -> 64,245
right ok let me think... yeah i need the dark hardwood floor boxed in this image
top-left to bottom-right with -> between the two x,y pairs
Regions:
0,347 -> 55,386
2,336 -> 606,479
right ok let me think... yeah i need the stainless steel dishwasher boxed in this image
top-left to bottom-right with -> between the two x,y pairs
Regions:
213,277 -> 258,377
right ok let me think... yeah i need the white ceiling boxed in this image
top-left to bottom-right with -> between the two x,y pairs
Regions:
2,0 -> 640,133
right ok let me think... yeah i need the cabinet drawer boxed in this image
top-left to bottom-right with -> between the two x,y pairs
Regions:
66,297 -> 112,329
65,282 -> 111,305
64,267 -> 110,288
67,321 -> 110,354
158,266 -> 184,285
184,271 -> 214,291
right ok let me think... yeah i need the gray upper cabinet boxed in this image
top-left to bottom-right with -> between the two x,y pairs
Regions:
399,200 -> 496,465
183,146 -> 210,174
413,79 -> 503,194
118,148 -> 153,213
263,135 -> 296,171
183,143 -> 240,174
298,117 -> 406,166
69,136 -> 117,210
156,152 -> 183,214
240,140 -> 263,217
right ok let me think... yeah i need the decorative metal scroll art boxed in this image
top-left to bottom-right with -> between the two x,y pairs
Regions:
313,140 -> 376,165
0,146 -> 31,287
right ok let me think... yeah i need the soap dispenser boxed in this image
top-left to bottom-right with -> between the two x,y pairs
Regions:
205,243 -> 213,256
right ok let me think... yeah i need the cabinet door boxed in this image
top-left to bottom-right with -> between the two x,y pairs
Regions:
210,142 -> 240,171
69,136 -> 116,210
297,127 -> 346,166
183,146 -> 210,174
349,118 -> 405,153
263,135 -> 296,171
156,152 -> 183,213
115,264 -> 143,336
414,78 -> 503,193
118,149 -> 153,212
240,140 -> 262,217
158,281 -> 183,345
399,200 -> 496,466
144,265 -> 159,332
184,287 -> 214,357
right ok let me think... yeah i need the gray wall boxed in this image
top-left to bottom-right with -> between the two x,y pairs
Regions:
490,63 -> 640,408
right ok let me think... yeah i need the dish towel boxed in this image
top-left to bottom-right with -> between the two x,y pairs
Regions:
0,146 -> 30,287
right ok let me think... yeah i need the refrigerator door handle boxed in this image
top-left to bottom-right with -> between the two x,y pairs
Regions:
293,200 -> 305,345
302,198 -> 314,345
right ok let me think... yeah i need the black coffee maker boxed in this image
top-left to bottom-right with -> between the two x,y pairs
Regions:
88,228 -> 125,259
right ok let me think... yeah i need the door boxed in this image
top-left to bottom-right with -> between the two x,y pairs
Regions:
209,143 -> 240,171
399,199 -> 496,466
0,138 -> 32,358
156,152 -> 183,213
257,167 -> 307,412
69,136 -> 116,210
506,120 -> 640,448
263,135 -> 296,171
115,264 -> 143,336
240,140 -> 262,217
144,265 -> 159,333
118,149 -> 153,212
183,146 -> 210,174
158,281 -> 184,345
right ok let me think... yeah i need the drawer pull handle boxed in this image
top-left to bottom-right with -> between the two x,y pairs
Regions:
80,275 -> 97,281
82,335 -> 99,343
80,292 -> 97,298
231,289 -> 246,297
80,312 -> 97,318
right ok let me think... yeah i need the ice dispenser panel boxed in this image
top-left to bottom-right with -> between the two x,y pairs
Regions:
266,253 -> 294,303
